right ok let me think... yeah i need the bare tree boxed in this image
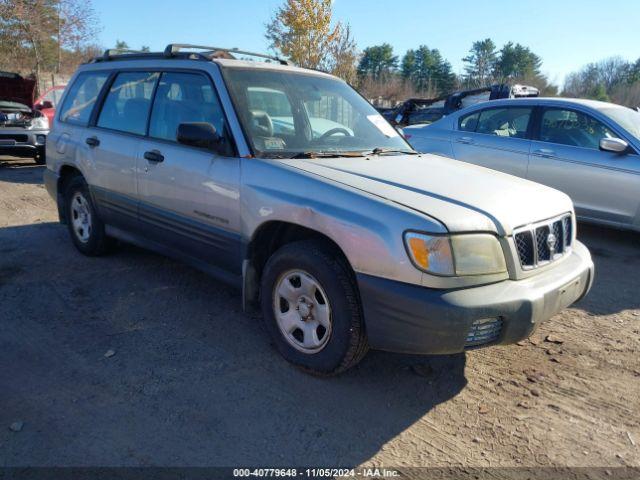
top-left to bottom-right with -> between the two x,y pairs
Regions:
56,0 -> 99,72
0,0 -> 57,90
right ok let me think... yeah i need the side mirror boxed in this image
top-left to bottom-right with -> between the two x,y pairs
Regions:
177,122 -> 225,153
600,137 -> 629,154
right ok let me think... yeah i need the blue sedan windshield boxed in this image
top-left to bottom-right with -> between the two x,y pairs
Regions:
601,106 -> 640,141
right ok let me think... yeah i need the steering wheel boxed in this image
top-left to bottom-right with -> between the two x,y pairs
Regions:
318,127 -> 352,141
250,110 -> 274,137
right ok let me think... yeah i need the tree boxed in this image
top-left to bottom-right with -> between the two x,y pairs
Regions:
462,38 -> 498,86
327,24 -> 357,84
0,0 -> 99,86
140,45 -> 150,52
55,0 -> 99,72
401,45 -> 455,95
0,0 -> 58,88
563,57 -> 632,100
114,39 -> 129,50
357,43 -> 397,80
495,42 -> 542,81
265,0 -> 357,81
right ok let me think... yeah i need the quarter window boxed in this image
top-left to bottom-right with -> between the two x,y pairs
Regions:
97,72 -> 159,135
148,72 -> 227,142
58,71 -> 109,126
475,107 -> 532,138
540,109 -> 616,149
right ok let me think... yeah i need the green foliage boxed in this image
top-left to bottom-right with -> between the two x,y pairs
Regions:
495,42 -> 542,81
462,38 -> 497,86
114,39 -> 129,50
357,43 -> 397,80
400,45 -> 455,95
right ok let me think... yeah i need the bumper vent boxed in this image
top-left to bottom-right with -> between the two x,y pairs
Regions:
514,214 -> 573,270
465,318 -> 503,349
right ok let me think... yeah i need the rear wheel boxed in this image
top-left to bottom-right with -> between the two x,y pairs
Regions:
63,175 -> 113,255
260,240 -> 368,375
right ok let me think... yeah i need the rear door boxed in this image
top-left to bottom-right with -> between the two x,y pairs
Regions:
527,106 -> 640,224
136,71 -> 242,276
87,71 -> 159,230
451,106 -> 533,177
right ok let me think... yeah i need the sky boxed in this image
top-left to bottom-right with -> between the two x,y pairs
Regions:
92,0 -> 640,87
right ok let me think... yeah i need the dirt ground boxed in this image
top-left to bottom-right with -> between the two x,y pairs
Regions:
1,156 -> 639,471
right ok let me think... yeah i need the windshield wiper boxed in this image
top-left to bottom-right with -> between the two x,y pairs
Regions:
288,150 -> 367,159
368,147 -> 419,155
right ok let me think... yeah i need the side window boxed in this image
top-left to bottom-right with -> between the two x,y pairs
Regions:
459,111 -> 480,132
58,71 -> 109,126
149,72 -> 227,142
408,109 -> 443,126
540,109 -> 616,149
476,107 -> 532,138
97,72 -> 158,135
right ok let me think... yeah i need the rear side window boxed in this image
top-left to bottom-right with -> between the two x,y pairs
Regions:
459,111 -> 480,132
475,107 -> 532,138
148,72 -> 227,142
97,72 -> 159,135
58,71 -> 109,126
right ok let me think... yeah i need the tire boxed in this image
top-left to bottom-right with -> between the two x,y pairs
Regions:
63,175 -> 113,256
260,240 -> 369,375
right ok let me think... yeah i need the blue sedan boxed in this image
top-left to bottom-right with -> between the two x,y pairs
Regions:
404,98 -> 640,232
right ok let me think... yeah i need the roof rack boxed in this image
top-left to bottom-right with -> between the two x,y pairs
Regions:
88,44 -> 293,66
163,44 -> 292,65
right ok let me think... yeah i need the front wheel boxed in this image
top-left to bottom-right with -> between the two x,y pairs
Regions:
260,240 -> 368,375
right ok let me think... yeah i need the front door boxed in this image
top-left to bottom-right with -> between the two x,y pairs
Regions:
136,71 -> 241,276
452,106 -> 533,178
527,107 -> 640,224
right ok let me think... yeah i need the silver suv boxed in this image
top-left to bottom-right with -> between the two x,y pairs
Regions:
44,44 -> 594,375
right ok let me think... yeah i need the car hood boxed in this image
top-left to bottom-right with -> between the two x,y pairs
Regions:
0,73 -> 36,109
277,153 -> 574,235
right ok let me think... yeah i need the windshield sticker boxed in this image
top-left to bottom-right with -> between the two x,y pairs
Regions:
263,137 -> 286,150
367,114 -> 399,138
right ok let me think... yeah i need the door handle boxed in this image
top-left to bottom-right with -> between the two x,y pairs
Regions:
85,136 -> 100,148
143,150 -> 164,163
532,148 -> 556,158
456,136 -> 474,144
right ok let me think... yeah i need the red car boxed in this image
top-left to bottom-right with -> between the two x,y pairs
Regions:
34,84 -> 66,124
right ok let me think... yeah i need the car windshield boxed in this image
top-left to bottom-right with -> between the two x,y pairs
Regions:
222,67 -> 412,158
600,105 -> 640,141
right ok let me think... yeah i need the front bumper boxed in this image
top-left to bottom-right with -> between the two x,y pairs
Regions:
0,128 -> 48,158
357,241 -> 594,354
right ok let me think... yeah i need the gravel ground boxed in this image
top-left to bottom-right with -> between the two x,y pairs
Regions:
1,156 -> 639,470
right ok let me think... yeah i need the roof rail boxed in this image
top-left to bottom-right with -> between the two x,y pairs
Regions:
101,48 -> 148,60
163,44 -> 292,65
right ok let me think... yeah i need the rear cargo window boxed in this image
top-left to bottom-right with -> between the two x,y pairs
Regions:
58,71 -> 109,126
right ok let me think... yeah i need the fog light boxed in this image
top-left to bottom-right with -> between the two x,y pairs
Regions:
36,135 -> 46,144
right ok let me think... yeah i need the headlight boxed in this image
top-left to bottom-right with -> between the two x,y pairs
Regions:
29,115 -> 49,130
404,232 -> 506,276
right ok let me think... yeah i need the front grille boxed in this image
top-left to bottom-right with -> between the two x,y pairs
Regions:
514,214 -> 573,269
0,134 -> 28,142
465,318 -> 503,348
